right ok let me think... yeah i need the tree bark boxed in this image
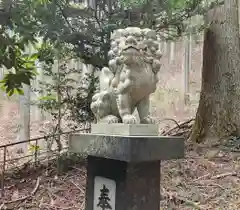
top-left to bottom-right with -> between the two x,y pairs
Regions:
190,1 -> 240,143
17,84 -> 30,153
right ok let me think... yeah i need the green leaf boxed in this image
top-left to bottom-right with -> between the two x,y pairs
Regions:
39,95 -> 56,101
16,88 -> 24,95
28,143 -> 40,152
30,53 -> 39,61
7,89 -> 14,97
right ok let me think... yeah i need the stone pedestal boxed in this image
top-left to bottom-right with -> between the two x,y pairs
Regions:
86,156 -> 160,210
69,124 -> 184,210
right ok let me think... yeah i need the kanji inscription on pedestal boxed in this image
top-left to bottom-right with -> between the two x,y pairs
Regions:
93,176 -> 116,210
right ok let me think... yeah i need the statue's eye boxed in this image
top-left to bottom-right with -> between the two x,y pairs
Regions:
144,47 -> 148,51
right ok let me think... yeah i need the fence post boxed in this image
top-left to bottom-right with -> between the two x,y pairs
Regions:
163,41 -> 168,55
182,31 -> 192,105
238,0 -> 240,34
169,41 -> 175,64
159,41 -> 163,52
1,146 -> 6,197
0,68 -> 4,101
34,139 -> 39,167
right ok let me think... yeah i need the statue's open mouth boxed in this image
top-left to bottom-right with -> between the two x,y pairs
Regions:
121,45 -> 152,62
121,45 -> 141,57
122,45 -> 139,51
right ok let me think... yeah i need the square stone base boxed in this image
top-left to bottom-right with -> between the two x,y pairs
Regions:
69,133 -> 184,162
85,156 -> 160,210
91,123 -> 159,136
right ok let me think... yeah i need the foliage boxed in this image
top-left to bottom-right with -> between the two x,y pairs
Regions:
31,57 -> 95,152
0,30 -> 38,96
0,0 -> 72,95
0,0 -> 223,94
0,1 -> 41,95
34,51 -> 97,139
38,0 -> 223,65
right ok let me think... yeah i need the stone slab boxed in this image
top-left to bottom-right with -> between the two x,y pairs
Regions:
91,123 -> 159,136
85,156 -> 160,210
69,133 -> 184,162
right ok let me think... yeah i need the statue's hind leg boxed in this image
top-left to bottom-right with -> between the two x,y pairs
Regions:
137,96 -> 156,124
91,91 -> 120,123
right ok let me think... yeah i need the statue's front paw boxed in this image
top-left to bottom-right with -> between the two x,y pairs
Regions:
122,115 -> 137,124
101,115 -> 120,124
140,116 -> 156,124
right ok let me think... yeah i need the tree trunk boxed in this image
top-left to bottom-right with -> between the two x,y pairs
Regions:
36,61 -> 45,121
190,1 -> 240,143
17,84 -> 30,153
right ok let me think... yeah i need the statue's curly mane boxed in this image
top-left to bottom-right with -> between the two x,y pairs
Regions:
107,27 -> 162,75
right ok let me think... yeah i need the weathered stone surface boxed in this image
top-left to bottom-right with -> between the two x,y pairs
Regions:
69,133 -> 184,162
85,156 -> 160,210
91,123 -> 159,136
90,27 -> 163,124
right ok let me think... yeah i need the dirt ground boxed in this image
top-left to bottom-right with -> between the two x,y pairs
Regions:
0,39 -> 239,209
0,140 -> 239,210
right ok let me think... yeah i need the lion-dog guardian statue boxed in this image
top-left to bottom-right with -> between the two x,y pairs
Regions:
90,27 -> 162,124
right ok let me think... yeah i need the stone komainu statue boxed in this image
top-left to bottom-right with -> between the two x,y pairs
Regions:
90,27 -> 162,124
